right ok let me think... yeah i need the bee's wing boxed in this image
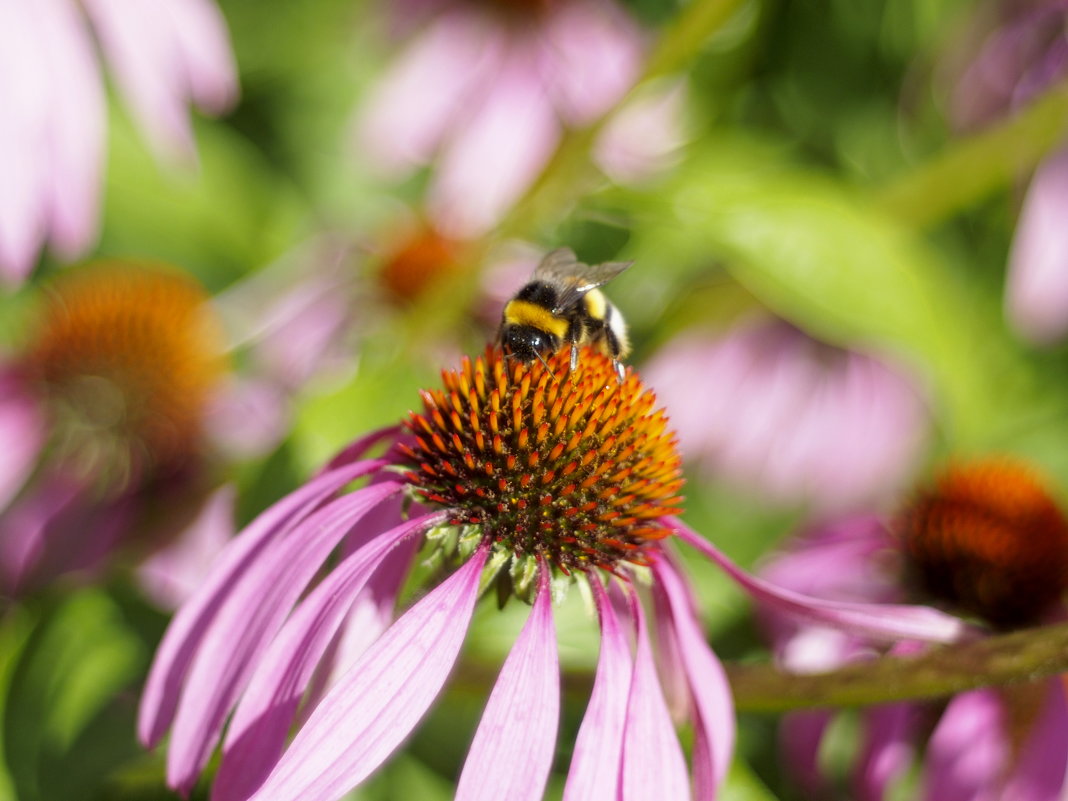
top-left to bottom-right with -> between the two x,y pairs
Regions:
532,248 -> 634,312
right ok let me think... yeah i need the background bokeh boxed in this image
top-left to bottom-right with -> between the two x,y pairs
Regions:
2,0 -> 1066,798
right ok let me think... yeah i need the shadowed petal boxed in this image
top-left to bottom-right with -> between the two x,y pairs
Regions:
167,481 -> 404,792
672,520 -> 970,644
81,0 -> 236,161
428,43 -> 560,237
358,11 -> 500,174
0,371 -> 44,511
654,556 -> 735,796
923,689 -> 1006,801
621,587 -> 689,801
564,578 -> 632,801
1000,679 -> 1068,801
138,455 -> 388,748
136,485 -> 236,610
1007,147 -> 1068,343
781,711 -> 834,798
214,511 -> 445,801
854,704 -> 915,801
455,564 -> 558,801
245,545 -> 490,801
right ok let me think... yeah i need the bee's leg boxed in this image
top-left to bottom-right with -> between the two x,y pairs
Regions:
570,343 -> 579,373
614,359 -> 626,383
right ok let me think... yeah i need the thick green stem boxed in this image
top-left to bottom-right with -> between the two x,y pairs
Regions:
730,621 -> 1068,714
876,77 -> 1068,228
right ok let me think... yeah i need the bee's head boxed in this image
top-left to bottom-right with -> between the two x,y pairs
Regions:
500,324 -> 558,361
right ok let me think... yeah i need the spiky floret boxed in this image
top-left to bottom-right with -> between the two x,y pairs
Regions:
401,346 -> 683,573
25,262 -> 224,483
899,458 -> 1068,629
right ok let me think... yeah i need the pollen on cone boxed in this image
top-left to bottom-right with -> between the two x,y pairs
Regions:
401,346 -> 684,571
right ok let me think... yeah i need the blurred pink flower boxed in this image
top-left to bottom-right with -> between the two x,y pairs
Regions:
138,347 -> 963,801
643,317 -> 929,515
948,1 -> 1068,343
759,458 -> 1068,801
0,254 -> 357,604
357,0 -> 643,236
0,0 -> 237,286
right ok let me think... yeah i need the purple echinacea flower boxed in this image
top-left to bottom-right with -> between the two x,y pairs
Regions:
643,316 -> 929,515
139,344 -> 967,801
947,0 -> 1068,343
760,458 -> 1068,801
356,0 -> 644,236
0,0 -> 237,286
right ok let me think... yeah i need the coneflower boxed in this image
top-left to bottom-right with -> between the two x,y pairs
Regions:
140,346 -> 965,801
760,458 -> 1068,801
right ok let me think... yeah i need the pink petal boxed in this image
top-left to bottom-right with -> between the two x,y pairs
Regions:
0,370 -> 44,511
780,711 -> 834,798
81,0 -> 236,163
1007,147 -> 1068,343
204,377 -> 290,459
672,519 -> 971,644
214,511 -> 443,801
0,0 -> 103,280
653,556 -> 735,796
1000,679 -> 1068,801
854,704 -> 916,801
357,11 -> 500,174
564,578 -> 633,801
544,0 -> 643,125
138,455 -> 388,748
595,81 -> 687,183
136,485 -> 236,610
166,481 -> 404,793
428,42 -> 561,237
620,587 -> 689,801
456,564 -> 558,801
922,689 -> 1007,801
156,0 -> 239,114
246,545 -> 490,801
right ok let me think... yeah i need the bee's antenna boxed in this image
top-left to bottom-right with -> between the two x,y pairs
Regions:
536,350 -> 559,383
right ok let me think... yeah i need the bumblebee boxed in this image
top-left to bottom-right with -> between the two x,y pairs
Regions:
498,248 -> 633,381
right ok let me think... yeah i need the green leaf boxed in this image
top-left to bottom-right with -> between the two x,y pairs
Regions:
4,589 -> 146,801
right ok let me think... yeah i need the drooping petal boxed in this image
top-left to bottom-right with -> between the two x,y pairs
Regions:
81,0 -> 236,162
357,10 -> 501,174
672,520 -> 970,644
620,587 -> 689,801
1006,147 -> 1068,344
136,485 -> 236,610
999,679 -> 1068,801
167,481 -> 404,793
455,563 -> 559,801
564,578 -> 633,801
780,711 -> 835,799
0,370 -> 44,511
213,511 -> 444,801
544,0 -> 643,125
428,40 -> 560,237
922,689 -> 1007,801
854,704 -> 916,801
653,556 -> 735,796
245,545 -> 490,801
138,455 -> 387,748
0,0 -> 104,281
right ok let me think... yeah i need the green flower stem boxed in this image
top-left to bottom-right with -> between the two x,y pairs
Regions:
728,621 -> 1068,714
876,77 -> 1068,228
499,0 -> 746,238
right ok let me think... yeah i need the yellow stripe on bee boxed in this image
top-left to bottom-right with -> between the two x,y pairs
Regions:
583,289 -> 607,321
503,300 -> 569,339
